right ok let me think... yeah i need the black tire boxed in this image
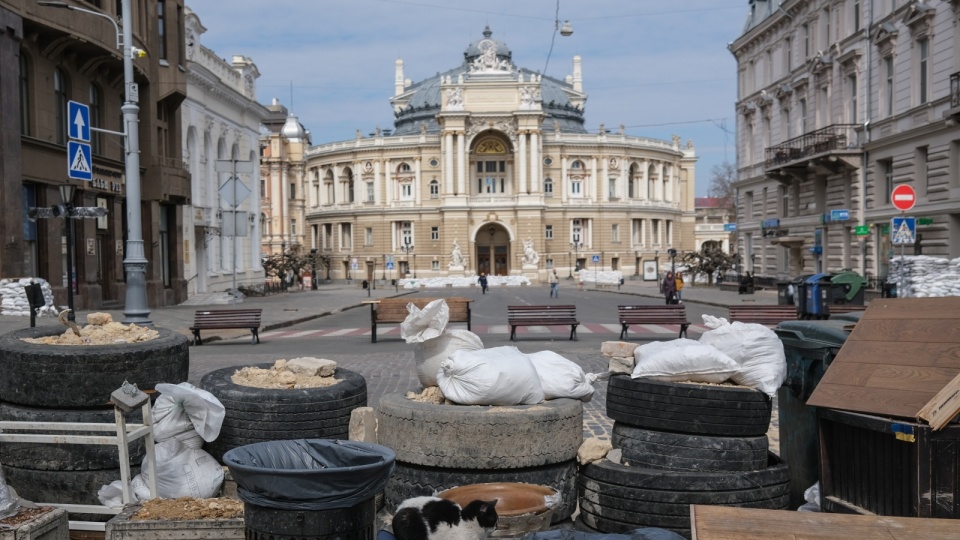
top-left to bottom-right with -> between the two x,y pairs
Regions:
3,464 -> 139,509
200,364 -> 367,463
612,422 -> 768,472
0,327 -> 189,408
244,499 -> 375,540
377,393 -> 583,469
0,402 -> 145,470
606,375 -> 771,437
577,454 -> 789,534
385,460 -> 578,523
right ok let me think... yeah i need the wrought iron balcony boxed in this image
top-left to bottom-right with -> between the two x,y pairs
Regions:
764,124 -> 862,176
952,71 -> 960,109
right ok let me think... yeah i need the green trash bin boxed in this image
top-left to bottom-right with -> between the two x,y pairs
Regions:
829,271 -> 866,305
774,319 -> 852,509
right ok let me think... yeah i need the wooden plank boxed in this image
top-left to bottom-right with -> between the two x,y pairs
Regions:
846,320 -> 960,343
917,371 -> 960,430
807,382 -> 935,417
824,363 -> 960,394
690,505 -> 960,539
856,297 -> 960,320
827,342 -> 960,369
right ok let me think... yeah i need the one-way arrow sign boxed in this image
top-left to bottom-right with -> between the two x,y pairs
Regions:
68,101 -> 90,142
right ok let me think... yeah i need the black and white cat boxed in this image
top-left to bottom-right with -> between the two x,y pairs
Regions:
392,496 -> 498,540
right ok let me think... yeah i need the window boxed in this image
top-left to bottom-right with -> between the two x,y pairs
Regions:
881,159 -> 894,204
785,37 -> 792,72
401,183 -> 412,199
544,178 -> 554,197
853,0 -> 861,32
398,162 -> 412,172
54,68 -> 68,145
157,1 -> 167,61
400,221 -> 412,246
745,191 -> 755,219
475,160 -> 506,194
326,181 -> 335,203
347,178 -> 355,203
822,8 -> 831,49
291,220 -> 297,237
260,179 -> 265,198
366,181 -> 374,202
431,227 -> 439,241
429,179 -> 439,198
571,160 -> 583,169
432,260 -> 440,271
572,219 -> 583,245
780,185 -> 789,218
545,225 -> 553,240
340,223 -> 352,249
848,74 -> 857,123
799,98 -> 807,133
19,54 -> 30,136
608,178 -> 617,200
611,223 -> 620,243
289,183 -> 296,200
546,258 -> 554,269
365,227 -> 373,245
802,23 -> 810,57
916,146 -> 928,193
884,56 -> 894,116
570,179 -> 582,196
918,38 -> 929,105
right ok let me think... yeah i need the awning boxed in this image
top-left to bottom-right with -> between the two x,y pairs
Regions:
769,236 -> 806,246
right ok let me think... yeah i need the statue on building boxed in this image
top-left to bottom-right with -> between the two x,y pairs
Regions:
449,239 -> 466,268
522,238 -> 540,266
618,123 -> 626,135
446,87 -> 464,111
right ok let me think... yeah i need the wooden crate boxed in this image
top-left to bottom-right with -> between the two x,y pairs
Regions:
0,507 -> 68,540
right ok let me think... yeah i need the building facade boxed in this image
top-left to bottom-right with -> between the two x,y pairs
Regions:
182,7 -> 266,297
2,0 -> 189,309
694,197 -> 736,254
731,0 -> 960,284
259,99 -> 309,258
303,28 -> 697,283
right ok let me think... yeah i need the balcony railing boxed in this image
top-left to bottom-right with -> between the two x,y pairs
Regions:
764,124 -> 862,170
951,71 -> 960,108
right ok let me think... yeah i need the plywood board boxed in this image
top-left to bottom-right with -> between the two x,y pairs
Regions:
807,297 -> 960,419
689,505 -> 960,539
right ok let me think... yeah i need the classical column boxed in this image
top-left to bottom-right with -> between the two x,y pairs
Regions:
640,218 -> 647,247
373,161 -> 382,205
657,219 -> 663,246
656,162 -> 665,201
560,156 -> 568,204
444,132 -> 454,194
384,160 -> 393,205
457,132 -> 466,195
414,158 -> 422,205
518,132 -> 527,195
620,160 -> 628,200
640,160 -> 649,200
529,131 -> 539,194
601,158 -> 609,200
590,158 -> 598,202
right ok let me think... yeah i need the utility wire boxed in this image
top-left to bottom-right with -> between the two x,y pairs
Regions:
542,0 -> 560,76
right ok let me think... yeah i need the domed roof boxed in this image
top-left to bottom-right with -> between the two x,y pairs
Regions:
281,114 -> 306,141
463,26 -> 512,65
392,27 -> 586,136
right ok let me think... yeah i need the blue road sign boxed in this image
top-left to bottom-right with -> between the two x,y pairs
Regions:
67,101 -> 90,142
386,262 -> 395,270
592,255 -> 600,263
67,141 -> 92,181
891,217 -> 916,245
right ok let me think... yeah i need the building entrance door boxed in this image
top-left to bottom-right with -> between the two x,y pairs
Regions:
476,224 -> 509,275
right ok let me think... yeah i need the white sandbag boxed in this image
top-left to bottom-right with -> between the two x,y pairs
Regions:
97,479 -> 140,508
526,350 -> 595,402
412,329 -> 484,387
438,346 -> 545,405
152,382 -> 225,448
140,438 -> 223,499
699,315 -> 786,397
401,298 -> 450,344
632,338 -> 738,384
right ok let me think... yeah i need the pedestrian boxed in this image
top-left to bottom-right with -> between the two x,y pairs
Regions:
478,272 -> 488,294
661,271 -> 678,305
675,272 -> 684,302
739,271 -> 755,294
548,269 -> 560,298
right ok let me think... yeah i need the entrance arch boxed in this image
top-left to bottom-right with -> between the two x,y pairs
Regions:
476,223 -> 510,276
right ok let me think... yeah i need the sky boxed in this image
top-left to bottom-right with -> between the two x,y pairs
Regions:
186,0 -> 749,197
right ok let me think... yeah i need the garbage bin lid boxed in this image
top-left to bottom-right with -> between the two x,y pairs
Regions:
775,319 -> 851,347
806,273 -> 830,283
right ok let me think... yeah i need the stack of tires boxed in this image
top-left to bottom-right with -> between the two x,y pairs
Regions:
376,393 -> 583,523
200,363 -> 368,463
0,327 -> 189,511
578,376 -> 789,539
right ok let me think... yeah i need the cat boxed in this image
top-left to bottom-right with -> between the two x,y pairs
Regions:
392,496 -> 498,540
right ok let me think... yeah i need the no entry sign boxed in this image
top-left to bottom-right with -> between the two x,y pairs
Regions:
891,184 -> 916,212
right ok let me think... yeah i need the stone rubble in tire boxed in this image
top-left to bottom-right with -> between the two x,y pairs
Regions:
21,311 -> 158,345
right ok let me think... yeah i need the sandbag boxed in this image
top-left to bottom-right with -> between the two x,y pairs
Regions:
412,329 -> 484,387
401,298 -> 449,343
632,338 -> 738,384
152,382 -> 225,448
699,315 -> 786,397
526,350 -> 595,402
139,438 -> 223,499
438,346 -> 545,405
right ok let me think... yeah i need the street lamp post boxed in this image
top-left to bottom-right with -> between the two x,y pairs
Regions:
40,0 -> 151,325
59,184 -> 76,322
310,248 -> 318,290
399,238 -> 414,278
633,250 -> 640,277
570,242 -> 582,280
668,248 -> 678,274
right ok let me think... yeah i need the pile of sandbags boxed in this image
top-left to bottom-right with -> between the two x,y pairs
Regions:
887,255 -> 960,297
0,278 -> 57,317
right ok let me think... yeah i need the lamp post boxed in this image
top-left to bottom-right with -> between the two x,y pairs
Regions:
668,248 -> 678,274
633,250 -> 640,277
751,253 -> 757,274
399,238 -> 414,278
40,0 -> 151,325
59,184 -> 76,322
570,242 -> 583,279
310,248 -> 318,290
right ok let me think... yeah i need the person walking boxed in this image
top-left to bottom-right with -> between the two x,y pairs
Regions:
478,273 -> 489,294
548,269 -> 560,298
661,271 -> 678,305
675,272 -> 684,302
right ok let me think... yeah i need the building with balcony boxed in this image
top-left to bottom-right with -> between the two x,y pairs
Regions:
730,0 -> 960,284
181,7 -> 267,297
260,99 -> 309,258
2,0 -> 189,310
303,27 -> 697,283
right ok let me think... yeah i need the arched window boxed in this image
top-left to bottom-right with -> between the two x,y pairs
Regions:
54,68 -> 68,145
544,178 -> 554,197
397,162 -> 412,173
429,179 -> 439,198
571,160 -> 583,170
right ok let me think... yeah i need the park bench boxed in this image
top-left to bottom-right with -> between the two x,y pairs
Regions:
368,297 -> 472,343
190,308 -> 262,345
618,305 -> 690,340
507,305 -> 579,342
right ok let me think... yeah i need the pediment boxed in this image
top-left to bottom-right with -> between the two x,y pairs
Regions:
903,2 -> 936,34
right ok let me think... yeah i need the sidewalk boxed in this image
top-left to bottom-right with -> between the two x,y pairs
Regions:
0,279 -> 779,341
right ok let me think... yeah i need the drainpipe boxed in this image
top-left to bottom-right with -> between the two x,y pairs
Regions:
859,0 -> 873,277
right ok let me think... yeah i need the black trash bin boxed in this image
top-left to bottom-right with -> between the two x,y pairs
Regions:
792,275 -> 813,319
776,281 -> 794,305
224,439 -> 396,540
774,320 -> 852,509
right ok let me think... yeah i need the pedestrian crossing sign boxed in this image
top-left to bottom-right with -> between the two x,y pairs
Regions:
67,141 -> 92,181
891,217 -> 915,245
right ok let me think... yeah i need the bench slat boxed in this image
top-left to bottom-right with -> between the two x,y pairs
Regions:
507,305 -> 579,341
370,297 -> 473,342
190,309 -> 262,346
617,305 -> 690,339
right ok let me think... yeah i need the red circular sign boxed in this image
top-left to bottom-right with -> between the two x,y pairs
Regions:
891,184 -> 916,212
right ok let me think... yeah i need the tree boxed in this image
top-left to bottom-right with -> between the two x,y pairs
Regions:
708,161 -> 737,208
682,245 -> 736,286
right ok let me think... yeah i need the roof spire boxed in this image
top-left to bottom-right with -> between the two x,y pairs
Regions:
483,25 -> 492,38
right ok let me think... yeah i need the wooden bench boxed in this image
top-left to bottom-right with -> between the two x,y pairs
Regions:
618,305 -> 690,340
507,305 -> 579,342
368,297 -> 472,343
190,309 -> 262,345
728,305 -> 799,326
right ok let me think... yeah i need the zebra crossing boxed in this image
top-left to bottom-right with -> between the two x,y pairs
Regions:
258,322 -> 711,341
